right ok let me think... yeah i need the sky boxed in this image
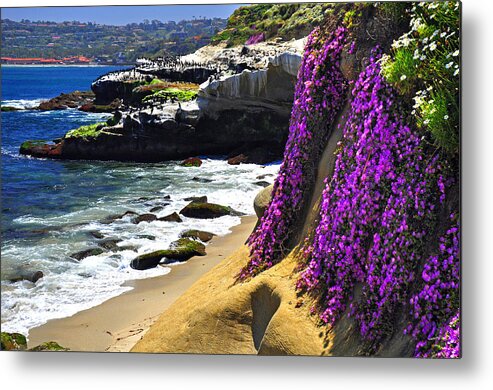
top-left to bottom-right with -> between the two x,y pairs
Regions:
1,4 -> 247,25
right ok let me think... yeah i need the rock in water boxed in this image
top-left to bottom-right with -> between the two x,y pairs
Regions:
181,157 -> 202,167
183,195 -> 207,203
180,202 -> 243,219
254,180 -> 270,187
158,212 -> 183,222
70,247 -> 105,261
228,154 -> 248,165
130,238 -> 206,270
180,229 -> 216,243
254,184 -> 273,219
132,213 -> 158,224
9,270 -> 44,283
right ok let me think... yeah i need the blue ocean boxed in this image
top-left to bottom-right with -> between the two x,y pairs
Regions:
1,65 -> 279,335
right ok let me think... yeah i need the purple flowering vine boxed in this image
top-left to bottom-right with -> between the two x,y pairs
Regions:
240,26 -> 348,279
406,214 -> 460,358
297,52 -> 455,351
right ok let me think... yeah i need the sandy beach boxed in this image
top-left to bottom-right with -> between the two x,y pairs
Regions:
27,215 -> 257,352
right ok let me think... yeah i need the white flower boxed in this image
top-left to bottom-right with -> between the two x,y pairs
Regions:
430,42 -> 437,51
420,55 -> 426,61
444,115 -> 449,120
454,69 -> 460,76
440,32 -> 447,38
400,75 -> 407,81
423,37 -> 429,44
424,119 -> 430,125
445,62 -> 453,69
452,50 -> 459,57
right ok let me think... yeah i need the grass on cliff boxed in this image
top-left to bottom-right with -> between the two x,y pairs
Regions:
212,3 -> 334,46
142,87 -> 198,103
64,122 -> 107,140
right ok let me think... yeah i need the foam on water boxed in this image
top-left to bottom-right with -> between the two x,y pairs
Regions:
1,158 -> 280,335
2,99 -> 45,109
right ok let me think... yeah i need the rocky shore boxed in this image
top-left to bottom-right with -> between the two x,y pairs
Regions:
20,38 -> 305,164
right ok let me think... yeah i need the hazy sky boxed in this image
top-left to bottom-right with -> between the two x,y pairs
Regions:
1,4 -> 248,25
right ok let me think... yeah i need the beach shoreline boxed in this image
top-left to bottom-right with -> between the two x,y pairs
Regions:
27,215 -> 257,352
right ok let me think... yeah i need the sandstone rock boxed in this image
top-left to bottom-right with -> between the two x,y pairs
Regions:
37,91 -> 95,111
254,184 -> 273,219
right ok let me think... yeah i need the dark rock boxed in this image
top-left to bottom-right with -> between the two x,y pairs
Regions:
97,238 -> 123,251
9,271 -> 44,284
158,212 -> 183,223
137,234 -> 156,240
132,213 -> 158,224
130,238 -> 207,270
37,90 -> 95,111
180,229 -> 216,243
180,202 -> 243,219
254,180 -> 271,187
89,231 -> 105,239
191,177 -> 213,183
78,98 -> 120,113
228,154 -> 248,165
183,195 -> 207,203
70,247 -> 105,261
29,341 -> 69,352
149,206 -> 164,213
1,332 -> 27,351
99,210 -> 137,224
181,157 -> 202,167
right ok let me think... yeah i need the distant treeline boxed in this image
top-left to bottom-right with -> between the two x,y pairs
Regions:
1,17 -> 228,63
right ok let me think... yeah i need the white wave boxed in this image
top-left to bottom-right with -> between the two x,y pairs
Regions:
1,158 -> 281,335
2,99 -> 44,109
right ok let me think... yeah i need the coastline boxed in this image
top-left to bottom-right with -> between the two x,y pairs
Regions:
27,215 -> 257,352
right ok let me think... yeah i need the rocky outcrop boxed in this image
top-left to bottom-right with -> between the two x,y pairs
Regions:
180,202 -> 243,219
130,238 -> 206,270
180,229 -> 216,242
37,90 -> 95,110
20,42 -> 303,164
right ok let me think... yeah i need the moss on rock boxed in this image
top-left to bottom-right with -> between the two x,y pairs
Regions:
180,202 -> 243,219
1,332 -> 27,351
64,122 -> 107,140
130,238 -> 206,270
29,341 -> 69,351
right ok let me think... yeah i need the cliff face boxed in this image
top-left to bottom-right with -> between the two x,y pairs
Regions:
133,2 -> 461,357
21,41 -> 305,164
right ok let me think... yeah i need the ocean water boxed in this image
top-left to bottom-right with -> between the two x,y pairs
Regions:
1,66 -> 279,335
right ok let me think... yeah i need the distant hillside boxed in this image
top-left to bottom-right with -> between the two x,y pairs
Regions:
1,17 -> 227,64
212,3 -> 333,46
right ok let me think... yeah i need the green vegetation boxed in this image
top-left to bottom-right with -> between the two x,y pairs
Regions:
19,140 -> 47,153
212,3 -> 333,46
381,1 -> 460,155
65,122 -> 107,140
1,106 -> 20,112
1,332 -> 27,351
29,341 -> 69,351
142,88 -> 198,103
